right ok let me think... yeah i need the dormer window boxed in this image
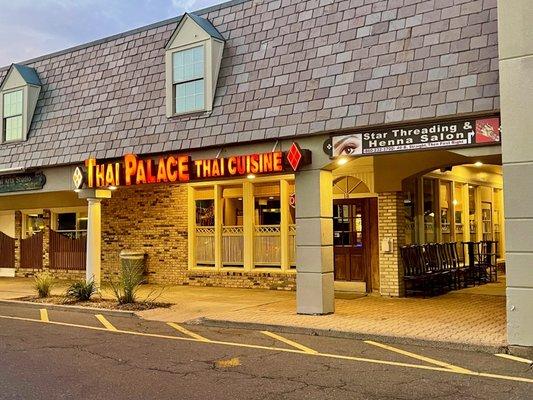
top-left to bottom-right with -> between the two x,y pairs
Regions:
0,64 -> 41,143
3,90 -> 23,141
165,13 -> 225,117
173,45 -> 205,114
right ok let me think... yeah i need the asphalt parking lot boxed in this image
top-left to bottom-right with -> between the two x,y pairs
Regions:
0,302 -> 531,399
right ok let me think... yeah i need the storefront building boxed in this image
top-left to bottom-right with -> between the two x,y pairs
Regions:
0,0 -> 531,347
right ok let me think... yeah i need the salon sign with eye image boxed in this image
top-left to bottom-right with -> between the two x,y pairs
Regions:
323,116 -> 501,157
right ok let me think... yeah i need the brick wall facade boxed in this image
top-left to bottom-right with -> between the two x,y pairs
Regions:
101,184 -> 296,290
378,191 -> 406,297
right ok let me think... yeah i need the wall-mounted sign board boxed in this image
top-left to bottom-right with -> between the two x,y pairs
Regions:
324,116 -> 500,157
74,142 -> 311,190
0,172 -> 46,194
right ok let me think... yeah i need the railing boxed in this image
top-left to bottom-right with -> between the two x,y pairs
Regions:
20,232 -> 43,269
55,229 -> 87,239
50,230 -> 86,270
254,225 -> 281,267
196,226 -> 215,266
222,226 -> 244,267
0,231 -> 15,268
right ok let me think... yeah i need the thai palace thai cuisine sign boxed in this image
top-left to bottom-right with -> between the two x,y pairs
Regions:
324,116 -> 501,157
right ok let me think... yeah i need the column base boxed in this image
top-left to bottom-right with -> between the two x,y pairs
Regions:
296,271 -> 335,315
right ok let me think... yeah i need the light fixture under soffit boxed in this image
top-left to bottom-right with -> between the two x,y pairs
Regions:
108,186 -> 118,191
247,174 -> 256,180
474,161 -> 483,167
336,157 -> 349,166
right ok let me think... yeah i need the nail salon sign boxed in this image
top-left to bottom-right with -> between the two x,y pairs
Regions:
323,116 -> 501,157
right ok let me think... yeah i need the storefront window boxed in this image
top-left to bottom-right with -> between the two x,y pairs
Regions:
481,201 -> 493,241
25,214 -> 44,237
194,187 -> 215,267
222,185 -> 243,267
468,185 -> 477,238
423,178 -> 436,242
439,181 -> 452,242
454,183 -> 464,244
56,212 -> 88,238
254,182 -> 281,267
403,179 -> 416,245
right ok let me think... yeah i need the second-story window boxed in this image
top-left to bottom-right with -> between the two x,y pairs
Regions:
3,90 -> 23,142
172,46 -> 204,114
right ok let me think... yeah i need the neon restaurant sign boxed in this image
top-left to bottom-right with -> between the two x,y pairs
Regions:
73,143 -> 311,189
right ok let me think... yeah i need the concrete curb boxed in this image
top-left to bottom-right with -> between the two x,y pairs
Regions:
190,317 -> 509,355
0,299 -> 137,317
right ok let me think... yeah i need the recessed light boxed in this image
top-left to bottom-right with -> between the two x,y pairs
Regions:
474,161 -> 483,167
108,186 -> 118,191
247,174 -> 256,179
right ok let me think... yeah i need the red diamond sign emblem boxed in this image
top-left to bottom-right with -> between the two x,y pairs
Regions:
287,142 -> 302,171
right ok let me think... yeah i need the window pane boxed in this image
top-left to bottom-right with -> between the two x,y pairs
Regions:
172,46 -> 204,83
3,90 -> 22,117
174,79 -> 204,114
5,115 -> 23,141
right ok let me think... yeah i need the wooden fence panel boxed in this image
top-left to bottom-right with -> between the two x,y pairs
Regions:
20,232 -> 43,269
49,230 -> 86,270
0,231 -> 15,268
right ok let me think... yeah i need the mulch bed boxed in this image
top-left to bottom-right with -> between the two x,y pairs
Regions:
17,295 -> 171,311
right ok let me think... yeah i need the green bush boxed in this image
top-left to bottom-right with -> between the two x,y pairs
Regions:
109,258 -> 144,304
66,280 -> 96,301
34,272 -> 54,298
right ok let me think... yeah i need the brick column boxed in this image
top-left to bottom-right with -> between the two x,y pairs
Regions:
378,192 -> 406,297
14,211 -> 22,270
42,209 -> 51,270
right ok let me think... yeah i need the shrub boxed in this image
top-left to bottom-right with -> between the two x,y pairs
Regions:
66,280 -> 97,301
34,272 -> 54,298
109,258 -> 144,304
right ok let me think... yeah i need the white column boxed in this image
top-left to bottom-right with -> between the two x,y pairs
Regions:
295,169 -> 334,315
86,198 -> 102,286
499,0 -> 533,347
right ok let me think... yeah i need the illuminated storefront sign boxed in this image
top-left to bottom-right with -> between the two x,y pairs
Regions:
323,116 -> 501,157
74,143 -> 310,189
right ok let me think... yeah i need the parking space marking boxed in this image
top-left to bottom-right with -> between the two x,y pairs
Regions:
39,309 -> 49,323
261,330 -> 318,354
1,313 -> 533,384
95,314 -> 117,331
364,340 -> 471,373
167,322 -> 210,342
495,354 -> 533,365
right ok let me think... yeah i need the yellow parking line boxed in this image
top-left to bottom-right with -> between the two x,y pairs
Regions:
2,313 -> 533,384
261,330 -> 318,354
39,309 -> 49,322
364,340 -> 471,373
495,353 -> 533,364
95,314 -> 117,331
167,322 -> 210,342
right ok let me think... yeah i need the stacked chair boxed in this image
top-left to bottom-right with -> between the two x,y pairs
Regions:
400,241 -> 498,297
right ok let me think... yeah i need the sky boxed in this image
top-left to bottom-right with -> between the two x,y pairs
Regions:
0,0 -> 225,66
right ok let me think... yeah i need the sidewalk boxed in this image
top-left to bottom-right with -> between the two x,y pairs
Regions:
0,277 -> 507,348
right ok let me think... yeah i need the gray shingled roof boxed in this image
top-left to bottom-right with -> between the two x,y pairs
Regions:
0,0 -> 500,171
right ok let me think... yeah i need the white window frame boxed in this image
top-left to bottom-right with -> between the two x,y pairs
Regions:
171,44 -> 206,115
1,88 -> 24,143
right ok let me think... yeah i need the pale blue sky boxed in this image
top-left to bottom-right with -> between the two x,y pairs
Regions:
0,0 -> 225,66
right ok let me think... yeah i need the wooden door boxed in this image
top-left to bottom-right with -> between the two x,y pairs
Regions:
333,198 -> 378,291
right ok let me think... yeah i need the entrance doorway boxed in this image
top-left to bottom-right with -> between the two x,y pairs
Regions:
333,198 -> 378,292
